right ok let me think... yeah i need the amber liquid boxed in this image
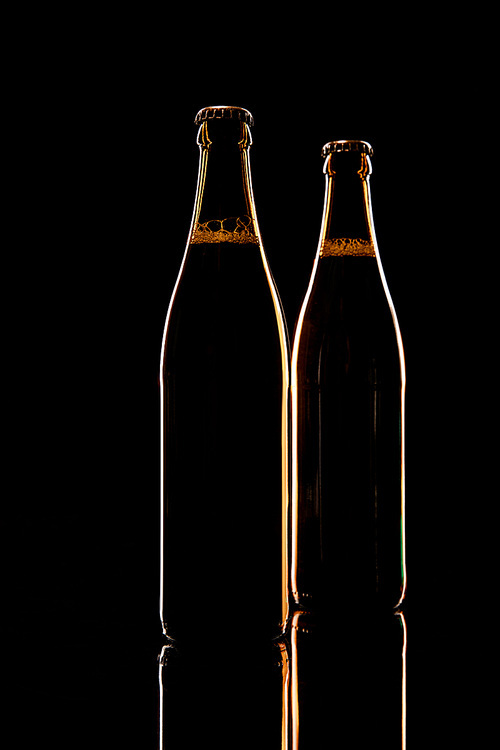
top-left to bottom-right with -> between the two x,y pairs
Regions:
293,255 -> 404,612
161,242 -> 288,641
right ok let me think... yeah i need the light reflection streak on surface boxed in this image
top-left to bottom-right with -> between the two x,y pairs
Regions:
279,640 -> 290,750
290,613 -> 300,750
401,611 -> 407,750
285,610 -> 407,749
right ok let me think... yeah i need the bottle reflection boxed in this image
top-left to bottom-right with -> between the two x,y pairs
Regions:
158,636 -> 286,748
284,610 -> 407,749
158,611 -> 406,748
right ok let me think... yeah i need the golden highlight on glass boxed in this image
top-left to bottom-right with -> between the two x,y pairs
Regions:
160,106 -> 290,643
291,139 -> 406,614
159,115 -> 407,748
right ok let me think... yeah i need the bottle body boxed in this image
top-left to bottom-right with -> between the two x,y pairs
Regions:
160,108 -> 289,641
291,142 -> 405,613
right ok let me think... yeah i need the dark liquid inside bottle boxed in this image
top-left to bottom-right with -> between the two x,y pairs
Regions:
162,242 -> 287,641
293,255 -> 404,612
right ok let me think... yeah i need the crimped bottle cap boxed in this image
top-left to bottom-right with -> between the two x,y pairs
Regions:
322,140 -> 373,158
195,106 -> 254,127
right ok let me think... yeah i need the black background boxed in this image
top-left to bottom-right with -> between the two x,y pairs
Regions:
7,11 -> 492,748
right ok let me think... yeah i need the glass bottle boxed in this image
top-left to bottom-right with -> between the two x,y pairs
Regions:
291,140 -> 406,614
160,106 -> 289,642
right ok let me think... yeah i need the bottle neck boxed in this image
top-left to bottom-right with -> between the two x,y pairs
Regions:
319,150 -> 377,258
189,119 -> 260,246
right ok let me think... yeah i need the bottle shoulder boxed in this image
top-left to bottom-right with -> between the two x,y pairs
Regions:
164,244 -> 271,316
298,257 -> 395,328
161,242 -> 287,367
292,257 -> 402,382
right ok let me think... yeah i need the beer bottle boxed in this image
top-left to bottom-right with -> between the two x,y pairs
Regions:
160,106 -> 289,642
291,140 -> 406,614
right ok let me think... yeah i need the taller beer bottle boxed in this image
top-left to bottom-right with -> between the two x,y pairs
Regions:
291,140 -> 406,614
160,106 -> 289,642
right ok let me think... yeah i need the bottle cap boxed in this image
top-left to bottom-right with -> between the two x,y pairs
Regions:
322,140 -> 373,158
195,106 -> 254,127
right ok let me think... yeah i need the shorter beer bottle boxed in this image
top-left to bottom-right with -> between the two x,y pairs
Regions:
291,140 -> 406,614
160,106 -> 290,642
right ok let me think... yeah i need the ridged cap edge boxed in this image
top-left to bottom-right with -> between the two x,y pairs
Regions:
195,106 -> 254,127
322,140 -> 373,158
